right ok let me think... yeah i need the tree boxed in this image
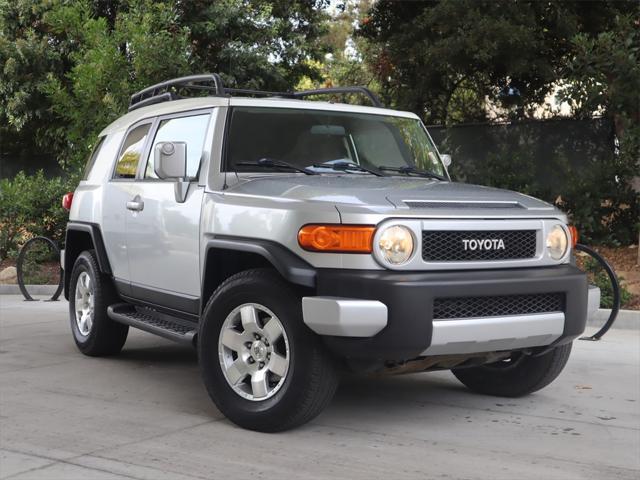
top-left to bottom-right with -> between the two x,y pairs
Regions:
359,0 -> 638,126
0,0 -> 330,172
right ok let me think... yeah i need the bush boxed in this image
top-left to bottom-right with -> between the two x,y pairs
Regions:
583,258 -> 633,309
0,171 -> 74,260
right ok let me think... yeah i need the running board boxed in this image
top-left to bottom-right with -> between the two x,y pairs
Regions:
107,303 -> 197,345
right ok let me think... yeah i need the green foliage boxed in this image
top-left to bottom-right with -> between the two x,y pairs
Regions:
0,171 -> 75,259
20,239 -> 58,285
359,0 -> 638,126
1,0 -> 330,172
558,14 -> 640,129
583,258 -> 633,309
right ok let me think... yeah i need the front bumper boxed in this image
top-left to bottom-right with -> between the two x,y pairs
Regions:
304,265 -> 588,360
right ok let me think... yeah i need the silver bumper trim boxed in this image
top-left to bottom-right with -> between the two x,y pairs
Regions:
421,312 -> 565,355
302,297 -> 388,337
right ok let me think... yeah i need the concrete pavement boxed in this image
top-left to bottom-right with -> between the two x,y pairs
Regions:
0,294 -> 638,480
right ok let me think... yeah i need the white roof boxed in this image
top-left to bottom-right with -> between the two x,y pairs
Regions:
99,96 -> 420,136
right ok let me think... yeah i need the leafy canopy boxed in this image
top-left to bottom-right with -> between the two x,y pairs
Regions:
0,0 -> 330,170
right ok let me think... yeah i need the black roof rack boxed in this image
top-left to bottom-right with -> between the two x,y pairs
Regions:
128,73 -> 382,111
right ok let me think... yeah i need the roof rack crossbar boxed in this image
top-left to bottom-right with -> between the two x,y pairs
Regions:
293,87 -> 382,107
224,87 -> 295,99
129,92 -> 177,111
128,74 -> 384,111
129,74 -> 225,111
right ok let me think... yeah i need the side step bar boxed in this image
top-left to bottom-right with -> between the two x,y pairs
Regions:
107,303 -> 197,345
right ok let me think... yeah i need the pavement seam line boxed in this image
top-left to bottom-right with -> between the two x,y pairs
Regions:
0,449 -> 142,480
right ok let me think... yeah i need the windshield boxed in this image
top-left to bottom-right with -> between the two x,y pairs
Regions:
225,107 -> 446,177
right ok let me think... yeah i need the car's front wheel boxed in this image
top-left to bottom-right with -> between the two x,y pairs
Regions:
452,343 -> 572,397
199,269 -> 339,432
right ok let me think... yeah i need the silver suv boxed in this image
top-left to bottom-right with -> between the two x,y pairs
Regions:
62,74 -> 598,432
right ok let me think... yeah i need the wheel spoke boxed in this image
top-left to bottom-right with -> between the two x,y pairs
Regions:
268,353 -> 288,377
262,317 -> 283,343
240,305 -> 260,333
221,329 -> 245,352
84,274 -> 91,292
77,278 -> 86,295
251,371 -> 269,398
78,312 -> 87,332
226,358 -> 249,385
85,314 -> 93,332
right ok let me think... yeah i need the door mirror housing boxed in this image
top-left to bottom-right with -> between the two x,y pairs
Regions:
154,141 -> 189,203
155,142 -> 187,179
441,154 -> 452,168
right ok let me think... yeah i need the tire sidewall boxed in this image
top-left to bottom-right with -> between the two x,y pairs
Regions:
199,272 -> 318,421
69,253 -> 97,346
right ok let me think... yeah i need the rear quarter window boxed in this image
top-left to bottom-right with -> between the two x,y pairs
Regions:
113,123 -> 152,179
82,136 -> 105,180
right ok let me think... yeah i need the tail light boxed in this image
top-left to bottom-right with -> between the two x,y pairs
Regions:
62,192 -> 74,211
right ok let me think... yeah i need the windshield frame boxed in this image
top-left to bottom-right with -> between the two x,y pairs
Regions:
221,105 -> 450,181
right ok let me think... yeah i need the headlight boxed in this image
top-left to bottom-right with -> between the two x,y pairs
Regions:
376,225 -> 414,265
546,225 -> 568,260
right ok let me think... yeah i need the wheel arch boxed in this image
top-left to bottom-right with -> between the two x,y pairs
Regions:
201,237 -> 316,313
64,222 -> 112,299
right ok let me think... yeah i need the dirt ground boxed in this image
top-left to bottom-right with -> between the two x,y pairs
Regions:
0,259 -> 60,285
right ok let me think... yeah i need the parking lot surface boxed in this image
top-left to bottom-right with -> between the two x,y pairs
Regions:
0,294 -> 638,480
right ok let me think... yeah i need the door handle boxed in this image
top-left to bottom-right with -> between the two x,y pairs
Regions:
126,197 -> 144,211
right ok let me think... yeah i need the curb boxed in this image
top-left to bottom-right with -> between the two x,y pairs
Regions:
0,284 -> 59,295
587,309 -> 639,331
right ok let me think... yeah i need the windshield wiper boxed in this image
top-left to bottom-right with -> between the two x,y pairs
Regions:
312,161 -> 384,177
378,165 -> 445,181
236,157 -> 317,175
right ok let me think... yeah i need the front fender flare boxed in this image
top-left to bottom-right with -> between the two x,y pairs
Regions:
203,236 -> 316,289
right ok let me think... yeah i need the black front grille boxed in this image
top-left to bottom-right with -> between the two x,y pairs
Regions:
433,293 -> 565,319
422,230 -> 536,261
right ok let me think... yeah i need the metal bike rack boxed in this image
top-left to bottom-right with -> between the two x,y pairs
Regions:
16,236 -> 63,302
576,243 -> 621,341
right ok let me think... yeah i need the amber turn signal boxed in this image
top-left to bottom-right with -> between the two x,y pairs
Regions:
298,225 -> 375,253
568,225 -> 579,248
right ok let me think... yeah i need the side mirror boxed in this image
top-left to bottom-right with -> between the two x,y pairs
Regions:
441,154 -> 452,168
154,142 -> 189,203
155,142 -> 187,179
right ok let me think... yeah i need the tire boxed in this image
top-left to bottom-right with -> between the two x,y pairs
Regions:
69,250 -> 128,356
198,268 -> 339,432
452,343 -> 573,397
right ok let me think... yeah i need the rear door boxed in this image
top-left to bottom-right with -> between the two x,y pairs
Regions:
124,109 -> 213,314
101,121 -> 154,286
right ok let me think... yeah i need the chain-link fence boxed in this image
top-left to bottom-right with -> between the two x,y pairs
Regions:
427,118 -> 638,244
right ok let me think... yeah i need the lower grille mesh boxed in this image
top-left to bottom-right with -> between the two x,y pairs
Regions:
433,293 -> 564,319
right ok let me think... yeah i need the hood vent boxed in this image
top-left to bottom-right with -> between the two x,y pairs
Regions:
404,200 -> 524,210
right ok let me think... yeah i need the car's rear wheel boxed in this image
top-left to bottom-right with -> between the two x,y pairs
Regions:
452,343 -> 572,397
69,250 -> 128,356
199,269 -> 339,432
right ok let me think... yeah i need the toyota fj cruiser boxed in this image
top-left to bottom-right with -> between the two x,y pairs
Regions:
62,74 -> 599,432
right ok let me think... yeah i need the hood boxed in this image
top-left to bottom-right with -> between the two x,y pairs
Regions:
225,175 -> 559,216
